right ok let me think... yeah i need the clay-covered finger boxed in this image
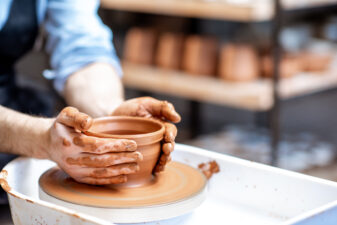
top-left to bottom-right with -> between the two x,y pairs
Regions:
76,175 -> 127,185
66,152 -> 143,167
57,107 -> 93,131
154,164 -> 165,173
164,123 -> 177,143
162,143 -> 174,155
145,98 -> 181,123
159,154 -> 171,164
160,101 -> 181,123
88,163 -> 140,178
73,136 -> 137,153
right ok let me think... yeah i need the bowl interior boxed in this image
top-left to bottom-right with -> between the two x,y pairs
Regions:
85,117 -> 164,145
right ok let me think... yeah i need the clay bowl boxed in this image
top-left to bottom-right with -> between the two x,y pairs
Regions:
85,116 -> 165,187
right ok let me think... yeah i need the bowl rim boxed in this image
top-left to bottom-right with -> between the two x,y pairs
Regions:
84,116 -> 165,140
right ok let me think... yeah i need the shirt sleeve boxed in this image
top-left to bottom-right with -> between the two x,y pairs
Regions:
43,0 -> 122,93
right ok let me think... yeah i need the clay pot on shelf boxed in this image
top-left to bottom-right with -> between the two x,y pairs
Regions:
182,35 -> 218,76
218,44 -> 259,82
123,27 -> 157,65
85,116 -> 165,187
299,52 -> 332,72
156,32 -> 184,70
261,54 -> 302,78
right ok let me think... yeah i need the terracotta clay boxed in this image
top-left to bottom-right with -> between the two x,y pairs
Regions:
58,107 -> 93,131
299,52 -> 332,72
123,27 -> 157,65
198,160 -> 220,179
182,35 -> 218,76
84,116 -> 165,187
156,32 -> 184,70
261,54 -> 302,78
0,170 -> 10,192
218,44 -> 259,82
39,161 -> 206,208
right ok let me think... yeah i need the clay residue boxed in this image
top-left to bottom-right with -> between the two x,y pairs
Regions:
0,170 -> 11,192
26,199 -> 34,203
198,160 -> 220,179
62,138 -> 71,147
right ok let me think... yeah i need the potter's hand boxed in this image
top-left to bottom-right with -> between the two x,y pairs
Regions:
47,107 -> 142,185
111,97 -> 181,173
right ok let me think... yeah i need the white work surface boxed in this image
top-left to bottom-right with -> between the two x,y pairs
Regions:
2,144 -> 337,225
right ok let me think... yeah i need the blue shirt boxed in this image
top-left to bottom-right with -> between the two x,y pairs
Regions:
0,0 -> 122,93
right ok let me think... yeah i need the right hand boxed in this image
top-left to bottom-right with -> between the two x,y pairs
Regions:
46,107 -> 143,185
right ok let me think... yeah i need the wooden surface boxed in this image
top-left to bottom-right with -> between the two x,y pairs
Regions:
101,0 -> 337,22
122,62 -> 337,111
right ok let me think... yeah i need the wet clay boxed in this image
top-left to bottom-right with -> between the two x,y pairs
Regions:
58,107 -> 93,131
0,170 -> 11,192
103,130 -> 146,135
198,160 -> 220,179
39,161 -> 206,208
84,116 -> 165,187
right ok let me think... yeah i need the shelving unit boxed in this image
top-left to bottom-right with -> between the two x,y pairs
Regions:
122,62 -> 337,111
101,0 -> 337,21
122,62 -> 273,111
100,0 -> 337,165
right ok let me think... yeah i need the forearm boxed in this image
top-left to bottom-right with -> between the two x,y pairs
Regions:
64,62 -> 124,118
0,106 -> 51,159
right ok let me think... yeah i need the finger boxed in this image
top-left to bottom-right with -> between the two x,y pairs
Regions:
154,164 -> 165,173
57,107 -> 93,131
163,142 -> 174,155
159,154 -> 171,164
164,123 -> 177,143
73,136 -> 137,153
87,163 -> 139,178
145,98 -> 181,123
66,152 -> 143,167
75,175 -> 127,185
154,156 -> 171,173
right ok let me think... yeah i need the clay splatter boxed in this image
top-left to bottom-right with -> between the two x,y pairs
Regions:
198,160 -> 220,179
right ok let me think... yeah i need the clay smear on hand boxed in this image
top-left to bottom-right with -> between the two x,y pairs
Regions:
198,160 -> 220,179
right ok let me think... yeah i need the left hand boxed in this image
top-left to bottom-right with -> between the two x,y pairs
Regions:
111,97 -> 181,173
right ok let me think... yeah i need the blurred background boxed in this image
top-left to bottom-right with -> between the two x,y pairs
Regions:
13,0 -> 337,179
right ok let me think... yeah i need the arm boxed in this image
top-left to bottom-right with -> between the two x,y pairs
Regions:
64,62 -> 124,117
0,105 -> 50,159
44,0 -> 123,117
43,0 -> 180,172
0,105 -> 141,185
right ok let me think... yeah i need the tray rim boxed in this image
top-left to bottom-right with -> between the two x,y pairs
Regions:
1,143 -> 337,224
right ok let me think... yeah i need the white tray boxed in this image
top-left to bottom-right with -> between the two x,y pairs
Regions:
1,144 -> 337,225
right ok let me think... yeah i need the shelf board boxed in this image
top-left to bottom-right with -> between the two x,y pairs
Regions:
122,62 -> 337,111
101,0 -> 337,22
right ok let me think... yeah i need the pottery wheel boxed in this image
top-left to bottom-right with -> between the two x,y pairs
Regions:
39,161 -> 206,209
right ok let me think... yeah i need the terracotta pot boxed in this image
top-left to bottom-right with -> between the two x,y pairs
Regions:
156,32 -> 184,70
261,54 -> 302,78
123,27 -> 157,65
85,116 -> 165,187
182,35 -> 218,76
218,44 -> 259,82
299,52 -> 332,72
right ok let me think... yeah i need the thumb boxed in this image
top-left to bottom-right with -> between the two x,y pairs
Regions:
56,107 -> 93,131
